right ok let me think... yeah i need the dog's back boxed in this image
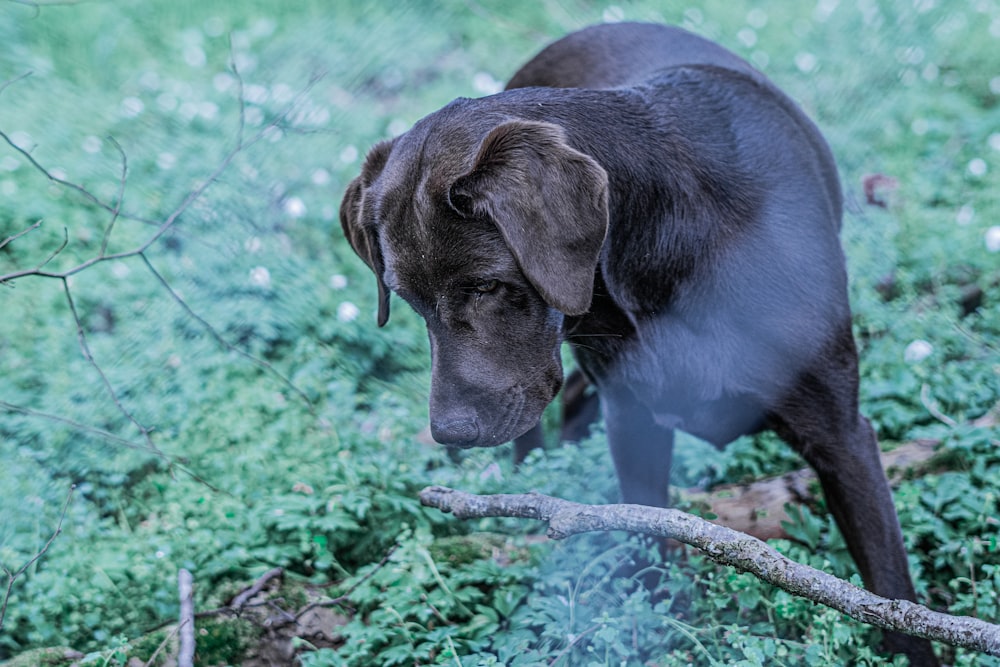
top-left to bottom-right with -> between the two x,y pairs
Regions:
508,22 -> 841,226
506,22 -> 762,90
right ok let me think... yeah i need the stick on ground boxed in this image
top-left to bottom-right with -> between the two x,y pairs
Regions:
419,485 -> 1000,657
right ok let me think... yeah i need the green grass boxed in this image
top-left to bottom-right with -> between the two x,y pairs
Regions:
1,1 -> 999,665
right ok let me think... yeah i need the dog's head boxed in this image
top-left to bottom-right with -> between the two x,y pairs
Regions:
340,103 -> 609,447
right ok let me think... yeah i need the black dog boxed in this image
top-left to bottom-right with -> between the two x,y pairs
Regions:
340,23 -> 937,665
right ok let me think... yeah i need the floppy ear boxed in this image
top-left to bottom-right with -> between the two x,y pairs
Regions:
448,120 -> 608,315
339,141 -> 392,326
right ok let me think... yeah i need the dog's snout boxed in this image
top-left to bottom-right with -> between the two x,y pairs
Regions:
430,414 -> 481,446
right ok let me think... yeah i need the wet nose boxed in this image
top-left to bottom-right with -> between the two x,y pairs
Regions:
430,414 -> 480,446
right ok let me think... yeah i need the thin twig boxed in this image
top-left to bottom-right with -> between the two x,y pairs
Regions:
0,219 -> 42,250
0,71 -> 33,97
228,567 -> 283,610
32,226 -> 67,272
228,32 -> 247,149
61,276 -> 162,454
0,484 -> 75,631
0,400 -> 153,451
100,136 -> 128,256
139,252 -> 312,408
142,620 -> 183,667
294,543 -> 400,621
921,383 -> 958,428
0,400 -> 226,492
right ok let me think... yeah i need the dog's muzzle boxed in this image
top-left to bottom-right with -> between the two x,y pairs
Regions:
430,411 -> 481,447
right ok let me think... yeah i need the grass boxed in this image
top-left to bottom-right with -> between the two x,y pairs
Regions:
1,0 -> 999,665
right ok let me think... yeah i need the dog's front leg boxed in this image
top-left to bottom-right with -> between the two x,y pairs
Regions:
602,385 -> 675,508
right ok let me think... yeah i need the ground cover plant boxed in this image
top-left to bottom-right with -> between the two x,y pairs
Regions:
1,0 -> 998,665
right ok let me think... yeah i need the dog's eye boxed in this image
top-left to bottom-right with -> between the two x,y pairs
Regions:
474,279 -> 499,294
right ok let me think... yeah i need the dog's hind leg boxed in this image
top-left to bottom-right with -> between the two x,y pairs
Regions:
766,324 -> 938,666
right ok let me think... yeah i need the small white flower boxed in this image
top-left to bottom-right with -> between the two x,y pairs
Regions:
387,119 -> 409,137
985,226 -> 1000,252
311,168 -> 330,186
747,8 -> 768,28
472,72 -> 502,95
968,158 -> 988,177
337,301 -> 360,322
138,70 -> 160,91
244,236 -> 263,253
329,274 -> 348,290
602,5 -> 624,22
794,52 -> 817,74
737,28 -> 757,48
989,133 -> 1000,152
183,44 -> 206,68
82,135 -> 102,154
9,130 -> 32,150
157,152 -> 176,170
111,262 -> 130,279
198,101 -> 219,121
120,97 -> 145,118
339,145 -> 359,164
203,16 -> 225,38
244,107 -> 265,127
904,339 -> 934,363
283,196 -> 307,218
243,84 -> 268,105
157,92 -> 178,111
213,72 -> 236,94
956,204 -> 974,226
249,266 -> 271,289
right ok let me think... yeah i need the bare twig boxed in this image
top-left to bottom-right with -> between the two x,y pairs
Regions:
228,566 -> 283,610
0,485 -> 75,631
178,569 -> 195,667
0,401 -> 226,492
142,621 -> 183,667
0,71 -> 33,97
99,136 -> 128,256
0,58 -> 320,488
139,252 -> 312,408
294,543 -> 400,621
419,486 -> 1000,657
33,225 -> 68,272
61,276 -> 161,454
0,219 -> 42,250
921,383 -> 959,428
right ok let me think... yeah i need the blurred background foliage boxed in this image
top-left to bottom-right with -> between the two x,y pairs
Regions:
1,0 -> 999,664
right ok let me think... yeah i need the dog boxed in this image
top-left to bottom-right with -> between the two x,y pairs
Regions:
339,22 -> 937,665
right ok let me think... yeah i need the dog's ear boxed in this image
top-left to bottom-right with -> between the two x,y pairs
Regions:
449,120 -> 608,315
339,141 -> 392,326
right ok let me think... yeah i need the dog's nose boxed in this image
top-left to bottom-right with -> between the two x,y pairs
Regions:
430,416 -> 480,446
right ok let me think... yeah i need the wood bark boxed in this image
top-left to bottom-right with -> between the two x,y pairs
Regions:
419,485 -> 1000,657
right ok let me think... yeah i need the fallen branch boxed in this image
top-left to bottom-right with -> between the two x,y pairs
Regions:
178,569 -> 195,667
419,485 -> 1000,657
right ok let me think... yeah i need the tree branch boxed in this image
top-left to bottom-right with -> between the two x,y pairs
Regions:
419,485 -> 1000,657
0,484 -> 75,631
